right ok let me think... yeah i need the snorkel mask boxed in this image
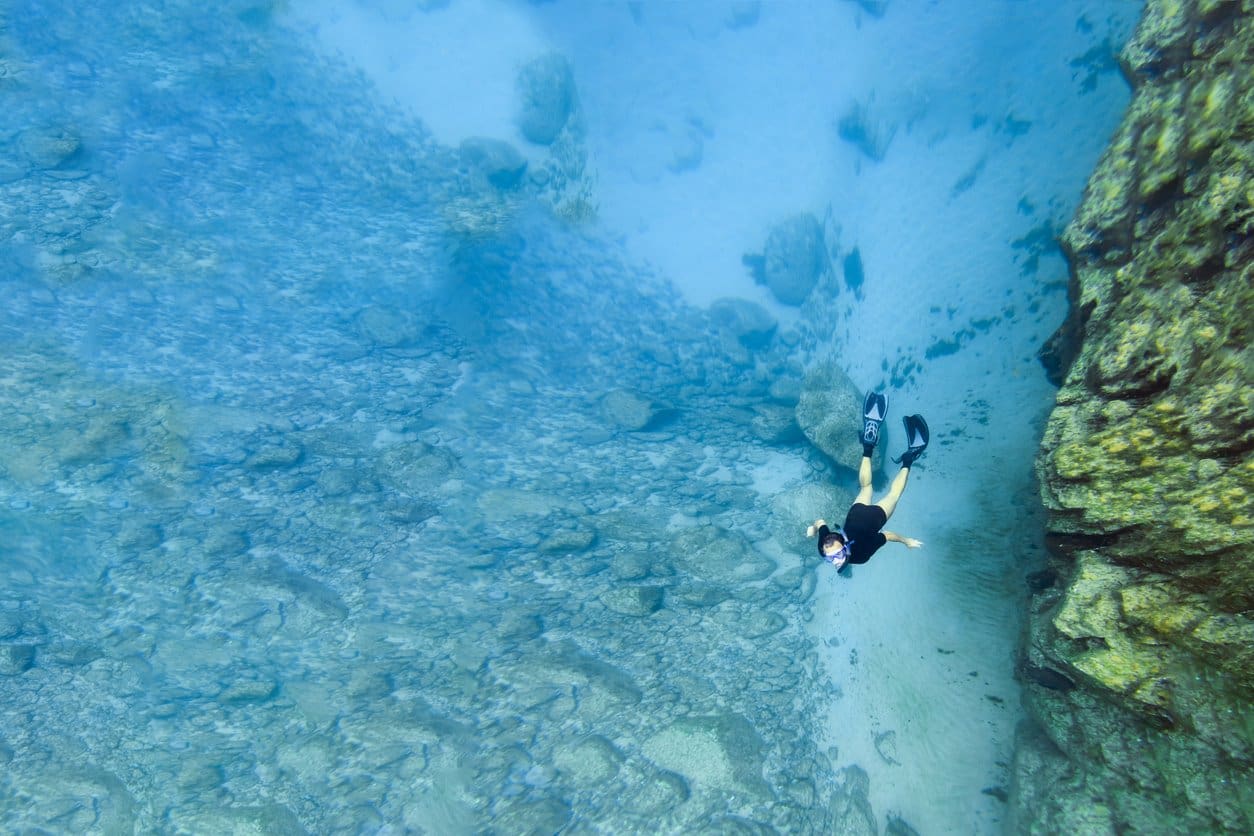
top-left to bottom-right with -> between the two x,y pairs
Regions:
821,530 -> 852,566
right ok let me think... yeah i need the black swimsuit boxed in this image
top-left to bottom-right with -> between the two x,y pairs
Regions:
817,505 -> 888,565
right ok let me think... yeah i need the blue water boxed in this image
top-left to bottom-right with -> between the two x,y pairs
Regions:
1,1 -> 1140,832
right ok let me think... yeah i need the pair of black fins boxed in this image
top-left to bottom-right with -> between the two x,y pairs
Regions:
861,391 -> 929,466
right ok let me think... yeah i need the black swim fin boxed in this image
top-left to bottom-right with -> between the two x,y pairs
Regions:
893,414 -> 929,466
860,391 -> 888,447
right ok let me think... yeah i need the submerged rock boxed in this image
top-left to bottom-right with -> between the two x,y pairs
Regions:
795,358 -> 881,473
670,525 -> 777,583
756,213 -> 829,306
828,764 -> 877,835
8,768 -> 138,834
354,305 -> 423,348
166,804 -> 306,836
599,585 -> 664,617
516,53 -> 577,146
1022,2 -> 1254,831
642,714 -> 771,801
837,101 -> 895,161
708,297 -> 777,349
18,127 -> 81,169
0,644 -> 36,676
553,734 -> 624,784
749,404 -> 804,446
458,136 -> 528,190
599,388 -> 662,431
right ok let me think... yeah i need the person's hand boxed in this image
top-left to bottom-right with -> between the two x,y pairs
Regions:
806,519 -> 827,538
903,537 -> 923,549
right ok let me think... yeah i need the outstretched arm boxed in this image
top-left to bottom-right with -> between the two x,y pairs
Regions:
884,530 -> 923,549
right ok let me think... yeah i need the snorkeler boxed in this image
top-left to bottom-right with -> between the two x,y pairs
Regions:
806,392 -> 928,573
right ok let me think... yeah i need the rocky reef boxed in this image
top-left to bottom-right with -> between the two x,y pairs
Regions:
1017,1 -> 1253,832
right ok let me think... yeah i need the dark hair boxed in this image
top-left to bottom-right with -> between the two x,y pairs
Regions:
819,531 -> 845,556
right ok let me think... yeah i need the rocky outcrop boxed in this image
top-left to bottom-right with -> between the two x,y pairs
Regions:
516,52 -> 578,146
1018,2 -> 1253,832
795,358 -> 884,473
752,213 -> 830,306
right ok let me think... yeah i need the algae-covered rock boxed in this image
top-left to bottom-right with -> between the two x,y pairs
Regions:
1022,2 -> 1254,832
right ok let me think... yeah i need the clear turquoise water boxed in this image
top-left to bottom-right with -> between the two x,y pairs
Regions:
0,1 -> 1139,832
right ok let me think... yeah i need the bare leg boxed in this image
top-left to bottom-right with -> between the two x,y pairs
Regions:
855,455 -> 874,505
875,465 -> 911,520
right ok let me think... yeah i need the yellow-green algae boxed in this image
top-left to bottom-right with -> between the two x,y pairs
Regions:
1017,1 -> 1254,832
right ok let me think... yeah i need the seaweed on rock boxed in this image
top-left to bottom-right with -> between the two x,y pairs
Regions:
1021,1 -> 1254,832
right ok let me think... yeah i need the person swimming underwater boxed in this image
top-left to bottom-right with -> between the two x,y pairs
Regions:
806,391 -> 928,574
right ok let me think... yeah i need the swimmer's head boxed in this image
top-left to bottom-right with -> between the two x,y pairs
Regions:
821,532 -> 849,567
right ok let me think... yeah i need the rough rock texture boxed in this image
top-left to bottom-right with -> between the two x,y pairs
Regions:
599,388 -> 663,432
516,52 -> 577,146
795,359 -> 884,473
1017,2 -> 1254,832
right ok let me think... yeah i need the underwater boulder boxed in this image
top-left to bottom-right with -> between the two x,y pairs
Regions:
707,297 -> 777,349
749,404 -> 804,446
600,388 -> 662,431
0,644 -> 35,676
641,714 -> 772,801
771,482 -> 847,548
18,127 -> 81,169
354,305 -> 423,348
458,137 -> 528,190
795,358 -> 879,473
516,53 -> 577,146
553,735 -> 624,785
669,525 -> 777,583
599,585 -> 665,617
757,213 -> 829,306
828,765 -> 878,835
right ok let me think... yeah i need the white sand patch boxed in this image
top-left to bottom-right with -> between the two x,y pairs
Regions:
286,0 -> 547,147
527,3 -> 860,309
